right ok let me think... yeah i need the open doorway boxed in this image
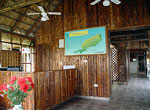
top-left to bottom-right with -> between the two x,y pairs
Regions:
129,49 -> 147,77
109,26 -> 150,84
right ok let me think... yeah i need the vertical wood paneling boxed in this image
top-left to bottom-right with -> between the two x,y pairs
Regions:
35,0 -> 150,98
34,69 -> 77,110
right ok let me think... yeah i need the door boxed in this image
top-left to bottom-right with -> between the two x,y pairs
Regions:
138,55 -> 146,75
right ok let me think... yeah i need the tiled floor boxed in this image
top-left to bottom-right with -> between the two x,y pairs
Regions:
51,74 -> 150,110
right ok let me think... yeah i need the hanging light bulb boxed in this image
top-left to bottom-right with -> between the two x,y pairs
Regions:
41,17 -> 47,21
103,0 -> 110,6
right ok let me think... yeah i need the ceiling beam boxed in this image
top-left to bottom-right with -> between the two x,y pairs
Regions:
109,26 -> 150,33
0,29 -> 34,40
13,10 -> 37,21
0,0 -> 42,13
0,14 -> 32,26
0,24 -> 27,33
10,0 -> 38,13
27,0 -> 60,35
111,38 -> 148,43
0,0 -> 6,7
110,33 -> 148,38
11,7 -> 30,32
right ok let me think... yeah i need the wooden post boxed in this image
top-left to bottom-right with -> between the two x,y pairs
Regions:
148,31 -> 150,59
0,32 -> 1,50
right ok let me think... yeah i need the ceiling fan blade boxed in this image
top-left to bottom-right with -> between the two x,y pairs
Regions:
110,0 -> 121,5
27,13 -> 40,15
48,12 -> 61,15
90,0 -> 101,5
38,6 -> 46,13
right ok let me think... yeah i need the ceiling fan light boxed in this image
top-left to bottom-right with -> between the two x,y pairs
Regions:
103,0 -> 110,6
41,17 -> 47,21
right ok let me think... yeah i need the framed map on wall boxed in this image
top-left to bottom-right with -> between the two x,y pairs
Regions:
64,26 -> 107,56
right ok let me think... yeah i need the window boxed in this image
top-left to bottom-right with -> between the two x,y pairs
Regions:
12,36 -> 21,44
21,38 -> 31,45
1,33 -> 11,42
12,44 -> 21,51
0,32 -> 35,72
2,43 -> 11,50
21,47 -> 34,72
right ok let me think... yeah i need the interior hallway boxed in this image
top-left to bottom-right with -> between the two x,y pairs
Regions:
51,74 -> 150,110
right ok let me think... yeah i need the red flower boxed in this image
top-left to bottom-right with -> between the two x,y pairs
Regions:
25,77 -> 33,82
0,85 -> 3,92
2,84 -> 8,92
10,77 -> 17,82
29,83 -> 34,89
17,78 -> 26,85
9,77 -> 17,85
10,87 -> 14,91
9,81 -> 14,85
19,83 -> 29,93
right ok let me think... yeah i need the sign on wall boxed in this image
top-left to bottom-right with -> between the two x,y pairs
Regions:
65,26 -> 107,56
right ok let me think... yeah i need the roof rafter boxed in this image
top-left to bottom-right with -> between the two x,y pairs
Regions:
27,0 -> 61,35
10,0 -> 38,13
0,24 -> 27,33
0,0 -> 6,7
0,14 -> 32,26
13,10 -> 37,21
0,0 -> 42,13
11,6 -> 30,32
0,29 -> 34,40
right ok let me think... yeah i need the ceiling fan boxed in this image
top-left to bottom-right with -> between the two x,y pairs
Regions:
90,0 -> 121,6
27,6 -> 61,21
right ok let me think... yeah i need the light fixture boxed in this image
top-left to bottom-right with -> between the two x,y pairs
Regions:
41,17 -> 47,21
103,0 -> 110,6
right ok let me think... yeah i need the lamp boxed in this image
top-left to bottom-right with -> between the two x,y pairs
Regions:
103,0 -> 110,6
41,17 -> 47,21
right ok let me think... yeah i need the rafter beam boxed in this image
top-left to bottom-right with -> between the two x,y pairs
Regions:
0,0 -> 42,13
0,14 -> 32,26
0,29 -> 34,40
27,0 -> 60,34
0,0 -> 6,7
0,24 -> 27,33
11,7 -> 30,32
111,38 -> 148,43
110,33 -> 148,38
10,0 -> 38,13
13,10 -> 37,21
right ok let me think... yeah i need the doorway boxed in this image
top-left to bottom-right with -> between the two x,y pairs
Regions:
129,49 -> 147,77
109,26 -> 150,86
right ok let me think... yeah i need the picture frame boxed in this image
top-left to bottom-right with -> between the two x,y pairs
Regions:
64,26 -> 107,56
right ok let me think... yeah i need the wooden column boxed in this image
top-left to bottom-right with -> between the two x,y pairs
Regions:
0,32 -> 1,50
148,31 -> 150,64
148,31 -> 150,48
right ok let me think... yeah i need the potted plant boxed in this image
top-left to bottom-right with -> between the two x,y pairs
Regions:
0,76 -> 34,110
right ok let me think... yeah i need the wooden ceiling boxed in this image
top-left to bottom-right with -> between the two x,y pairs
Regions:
109,26 -> 150,49
0,0 -> 61,37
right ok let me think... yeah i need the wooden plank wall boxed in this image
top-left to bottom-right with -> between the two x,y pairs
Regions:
34,69 -> 77,110
35,45 -> 110,97
0,69 -> 77,110
0,50 -> 21,67
0,71 -> 34,110
35,0 -> 150,98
